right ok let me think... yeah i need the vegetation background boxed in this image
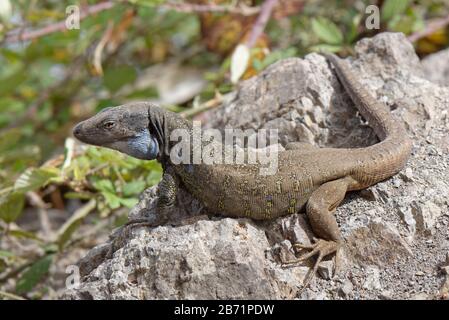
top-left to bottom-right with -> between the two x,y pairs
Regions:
0,0 -> 447,299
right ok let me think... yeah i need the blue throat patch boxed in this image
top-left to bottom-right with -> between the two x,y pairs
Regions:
127,130 -> 159,160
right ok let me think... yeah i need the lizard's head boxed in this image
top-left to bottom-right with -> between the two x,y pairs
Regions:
73,102 -> 160,160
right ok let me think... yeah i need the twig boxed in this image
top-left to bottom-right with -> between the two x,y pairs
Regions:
65,218 -> 110,248
3,1 -> 116,44
0,290 -> 26,300
26,191 -> 53,241
86,163 -> 109,176
246,0 -> 279,48
408,14 -> 449,43
55,199 -> 97,246
180,95 -> 223,118
91,22 -> 115,76
26,191 -> 50,210
159,1 -> 260,16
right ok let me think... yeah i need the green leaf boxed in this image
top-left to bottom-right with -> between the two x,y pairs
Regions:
92,179 -> 115,193
71,156 -> 90,181
253,48 -> 298,71
14,167 -> 60,193
140,159 -> 163,171
8,228 -> 43,242
56,199 -> 96,250
16,254 -> 54,295
0,250 -> 15,258
0,69 -> 27,96
146,170 -> 162,186
102,191 -> 121,209
119,197 -> 139,208
0,192 -> 25,223
347,14 -> 362,43
114,213 -> 128,227
311,18 -> 344,45
381,0 -> 410,22
103,65 -> 137,92
0,128 -> 21,153
43,244 -> 58,255
123,180 -> 146,197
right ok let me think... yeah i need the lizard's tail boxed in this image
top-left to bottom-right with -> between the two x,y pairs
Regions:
324,53 -> 412,189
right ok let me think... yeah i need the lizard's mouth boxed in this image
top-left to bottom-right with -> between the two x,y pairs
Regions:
72,122 -> 110,146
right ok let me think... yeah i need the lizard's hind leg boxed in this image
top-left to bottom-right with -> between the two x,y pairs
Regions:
283,177 -> 349,289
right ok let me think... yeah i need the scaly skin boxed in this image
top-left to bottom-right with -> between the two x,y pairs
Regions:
73,53 -> 412,287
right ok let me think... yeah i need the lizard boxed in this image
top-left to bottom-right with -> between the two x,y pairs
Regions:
73,53 -> 412,287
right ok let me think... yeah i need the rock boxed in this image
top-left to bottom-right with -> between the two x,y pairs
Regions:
339,280 -> 353,297
440,279 -> 449,300
317,260 -> 334,280
441,253 -> 449,275
63,219 -> 306,299
63,32 -> 449,300
440,255 -> 449,300
347,219 -> 412,266
397,206 -> 416,235
280,214 -> 313,245
410,292 -> 431,300
379,290 -> 393,300
411,201 -> 442,234
272,239 -> 296,264
363,266 -> 382,291
359,188 -> 380,202
399,167 -> 414,182
306,290 -> 329,300
421,48 -> 449,86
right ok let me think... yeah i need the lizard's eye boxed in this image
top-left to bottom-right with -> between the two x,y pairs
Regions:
103,121 -> 115,129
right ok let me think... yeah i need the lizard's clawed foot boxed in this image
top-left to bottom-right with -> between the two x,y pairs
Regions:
122,216 -> 168,235
122,206 -> 170,232
124,218 -> 159,229
282,238 -> 342,291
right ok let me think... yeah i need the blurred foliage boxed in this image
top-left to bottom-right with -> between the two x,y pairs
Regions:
0,0 -> 448,299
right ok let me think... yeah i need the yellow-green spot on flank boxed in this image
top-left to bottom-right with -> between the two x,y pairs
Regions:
288,198 -> 297,214
218,199 -> 225,210
276,180 -> 282,194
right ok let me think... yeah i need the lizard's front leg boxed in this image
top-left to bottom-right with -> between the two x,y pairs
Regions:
124,168 -> 179,230
283,177 -> 350,289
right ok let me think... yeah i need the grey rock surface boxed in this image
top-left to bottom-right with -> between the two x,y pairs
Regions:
422,47 -> 449,86
62,32 -> 449,300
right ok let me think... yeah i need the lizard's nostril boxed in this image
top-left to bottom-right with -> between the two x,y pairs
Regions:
73,124 -> 82,137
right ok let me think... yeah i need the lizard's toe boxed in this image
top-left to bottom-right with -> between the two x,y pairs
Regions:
284,238 -> 340,265
282,239 -> 342,291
